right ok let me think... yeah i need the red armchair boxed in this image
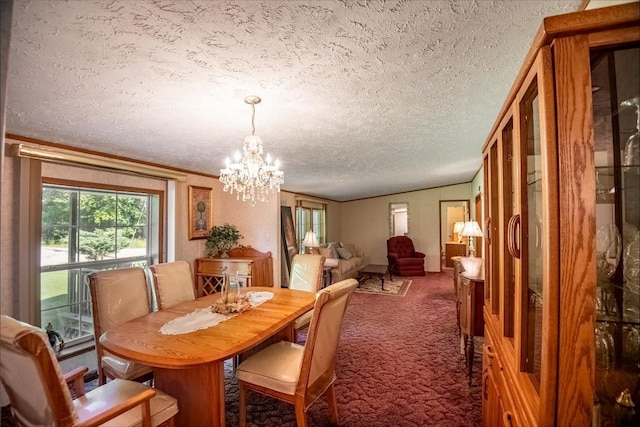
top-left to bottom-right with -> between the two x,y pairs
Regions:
387,236 -> 426,276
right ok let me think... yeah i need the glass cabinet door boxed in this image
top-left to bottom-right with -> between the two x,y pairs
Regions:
518,79 -> 543,390
501,119 -> 516,341
591,43 -> 639,427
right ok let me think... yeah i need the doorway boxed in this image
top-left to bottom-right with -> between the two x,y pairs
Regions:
439,200 -> 470,271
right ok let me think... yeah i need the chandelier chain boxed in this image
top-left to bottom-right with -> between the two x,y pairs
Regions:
251,104 -> 256,136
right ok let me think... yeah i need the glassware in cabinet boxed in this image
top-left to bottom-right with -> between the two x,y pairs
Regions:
591,43 -> 639,426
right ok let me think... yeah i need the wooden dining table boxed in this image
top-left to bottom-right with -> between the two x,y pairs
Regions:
99,287 -> 316,427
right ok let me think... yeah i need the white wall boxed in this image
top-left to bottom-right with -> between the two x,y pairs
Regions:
340,183 -> 472,272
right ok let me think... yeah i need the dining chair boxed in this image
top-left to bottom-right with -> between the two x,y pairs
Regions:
149,261 -> 196,310
88,267 -> 154,385
0,314 -> 178,427
288,254 -> 325,341
236,278 -> 358,427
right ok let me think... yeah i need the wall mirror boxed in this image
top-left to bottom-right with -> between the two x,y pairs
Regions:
389,202 -> 409,237
439,200 -> 470,269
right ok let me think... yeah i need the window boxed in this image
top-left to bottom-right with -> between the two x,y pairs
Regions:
296,204 -> 326,254
40,184 -> 161,346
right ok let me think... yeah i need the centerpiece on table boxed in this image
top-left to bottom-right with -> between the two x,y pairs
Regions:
210,269 -> 251,314
206,223 -> 243,258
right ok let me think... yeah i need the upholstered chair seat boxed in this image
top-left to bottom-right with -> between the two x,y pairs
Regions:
149,260 -> 196,309
0,315 -> 178,427
88,267 -> 154,385
101,356 -> 154,382
387,236 -> 426,276
236,278 -> 358,427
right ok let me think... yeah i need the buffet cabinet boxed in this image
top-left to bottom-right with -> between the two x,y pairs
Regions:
195,246 -> 273,296
446,242 -> 467,267
481,4 -> 639,426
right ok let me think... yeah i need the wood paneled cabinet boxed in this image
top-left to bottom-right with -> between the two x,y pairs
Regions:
481,4 -> 639,426
195,246 -> 273,296
445,242 -> 467,267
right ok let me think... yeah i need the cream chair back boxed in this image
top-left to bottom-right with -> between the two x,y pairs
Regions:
0,315 -> 76,426
289,254 -> 325,293
298,278 -> 358,406
149,260 -> 196,310
0,315 -> 179,427
88,267 -> 153,384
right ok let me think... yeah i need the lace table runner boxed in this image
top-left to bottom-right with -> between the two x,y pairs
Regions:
160,291 -> 274,335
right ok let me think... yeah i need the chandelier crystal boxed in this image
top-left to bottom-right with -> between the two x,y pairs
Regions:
219,96 -> 284,206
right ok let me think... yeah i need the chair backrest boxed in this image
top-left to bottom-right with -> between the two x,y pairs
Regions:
149,260 -> 196,310
0,315 -> 77,426
88,267 -> 151,364
387,236 -> 416,258
297,278 -> 358,407
289,254 -> 325,293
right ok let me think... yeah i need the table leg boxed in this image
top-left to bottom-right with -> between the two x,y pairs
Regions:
465,334 -> 474,385
456,301 -> 461,338
380,273 -> 385,290
154,362 -> 226,427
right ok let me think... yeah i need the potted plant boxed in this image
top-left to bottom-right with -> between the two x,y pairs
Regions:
206,223 -> 243,257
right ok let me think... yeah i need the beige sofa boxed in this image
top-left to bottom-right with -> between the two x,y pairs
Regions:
317,242 -> 365,284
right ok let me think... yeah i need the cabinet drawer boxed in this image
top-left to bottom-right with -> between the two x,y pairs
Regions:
198,259 -> 252,276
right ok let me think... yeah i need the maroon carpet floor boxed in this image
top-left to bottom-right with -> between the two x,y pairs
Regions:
2,269 -> 482,426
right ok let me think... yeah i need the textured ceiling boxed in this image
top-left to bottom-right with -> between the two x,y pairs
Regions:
6,0 -> 584,201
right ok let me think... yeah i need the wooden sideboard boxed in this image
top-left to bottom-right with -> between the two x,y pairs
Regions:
445,242 -> 466,267
195,246 -> 273,296
453,257 -> 484,385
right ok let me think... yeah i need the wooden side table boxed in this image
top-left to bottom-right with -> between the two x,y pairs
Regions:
458,270 -> 484,385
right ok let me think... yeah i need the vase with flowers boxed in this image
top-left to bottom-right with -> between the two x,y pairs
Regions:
206,223 -> 243,258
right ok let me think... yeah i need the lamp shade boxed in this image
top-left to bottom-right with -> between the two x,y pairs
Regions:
461,221 -> 483,238
453,222 -> 465,234
302,231 -> 319,248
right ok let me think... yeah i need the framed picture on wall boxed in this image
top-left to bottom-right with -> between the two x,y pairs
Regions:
188,185 -> 213,240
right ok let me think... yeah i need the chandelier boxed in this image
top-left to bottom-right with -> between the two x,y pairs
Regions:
219,96 -> 284,206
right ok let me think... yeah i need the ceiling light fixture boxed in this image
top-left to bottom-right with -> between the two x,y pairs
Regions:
219,96 -> 284,206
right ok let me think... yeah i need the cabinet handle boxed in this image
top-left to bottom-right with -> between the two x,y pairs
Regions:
485,344 -> 496,359
485,217 -> 491,244
503,411 -> 514,426
507,214 -> 521,259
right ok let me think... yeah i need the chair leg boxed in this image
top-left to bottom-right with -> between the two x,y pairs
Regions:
141,401 -> 152,427
325,383 -> 339,425
239,382 -> 248,427
294,402 -> 308,427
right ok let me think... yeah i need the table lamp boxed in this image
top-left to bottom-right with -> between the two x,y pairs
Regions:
302,230 -> 319,254
461,220 -> 483,257
453,222 -> 465,243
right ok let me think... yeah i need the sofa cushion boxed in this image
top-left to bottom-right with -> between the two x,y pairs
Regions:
335,257 -> 362,274
336,259 -> 353,274
337,247 -> 352,260
327,243 -> 340,259
318,247 -> 332,258
341,243 -> 356,255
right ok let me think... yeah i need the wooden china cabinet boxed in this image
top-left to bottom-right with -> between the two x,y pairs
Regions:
481,4 -> 639,427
